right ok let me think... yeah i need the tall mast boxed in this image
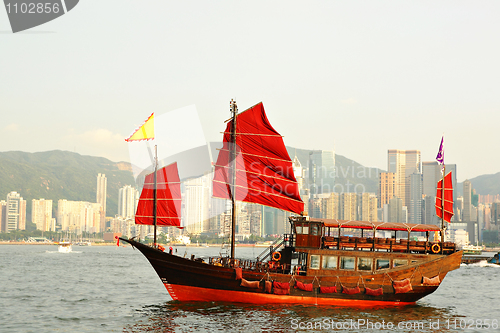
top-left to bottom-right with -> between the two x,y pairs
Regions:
153,144 -> 158,248
441,164 -> 446,244
230,99 -> 238,260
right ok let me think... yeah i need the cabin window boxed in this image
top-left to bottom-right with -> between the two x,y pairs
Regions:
340,257 -> 355,270
375,259 -> 390,270
309,255 -> 320,269
322,255 -> 338,269
296,224 -> 303,234
311,224 -> 319,236
393,259 -> 408,268
357,257 -> 373,271
302,225 -> 309,235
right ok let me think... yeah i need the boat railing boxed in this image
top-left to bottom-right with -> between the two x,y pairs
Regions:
322,236 -> 457,254
256,234 -> 290,262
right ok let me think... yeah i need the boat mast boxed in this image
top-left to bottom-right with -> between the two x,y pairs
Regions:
230,99 -> 238,260
153,144 -> 158,248
441,164 -> 446,244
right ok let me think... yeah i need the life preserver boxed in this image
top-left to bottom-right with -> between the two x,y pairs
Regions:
431,243 -> 441,254
272,252 -> 281,261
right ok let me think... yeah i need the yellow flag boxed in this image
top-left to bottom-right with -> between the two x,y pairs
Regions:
125,113 -> 154,142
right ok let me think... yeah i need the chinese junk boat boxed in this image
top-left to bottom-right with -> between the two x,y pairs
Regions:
120,101 -> 462,306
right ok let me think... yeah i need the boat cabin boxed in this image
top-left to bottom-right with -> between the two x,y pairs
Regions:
291,216 -> 456,254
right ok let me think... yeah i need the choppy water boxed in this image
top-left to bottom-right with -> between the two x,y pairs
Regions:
1,245 -> 499,332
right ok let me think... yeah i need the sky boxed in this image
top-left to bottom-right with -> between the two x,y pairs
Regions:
1,1 -> 499,183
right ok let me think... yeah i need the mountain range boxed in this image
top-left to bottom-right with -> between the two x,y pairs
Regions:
0,150 -> 134,222
1,150 -> 499,224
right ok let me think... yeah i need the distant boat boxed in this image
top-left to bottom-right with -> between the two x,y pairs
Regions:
487,253 -> 500,265
461,244 -> 482,255
58,241 -> 72,253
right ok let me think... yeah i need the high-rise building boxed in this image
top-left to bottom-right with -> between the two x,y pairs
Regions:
409,172 -> 423,225
463,180 -> 472,222
184,175 -> 210,235
378,172 -> 395,208
96,173 -> 107,217
0,200 -> 7,232
422,162 -> 441,198
58,199 -> 103,233
357,192 -> 378,221
340,193 -> 357,220
387,150 -> 421,207
118,185 -> 139,219
32,199 -> 54,232
6,191 -> 26,231
388,196 -> 403,223
322,193 -> 339,219
424,196 -> 438,225
308,150 -> 335,195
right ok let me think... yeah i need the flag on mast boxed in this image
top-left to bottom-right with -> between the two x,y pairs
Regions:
125,113 -> 155,142
436,136 -> 444,173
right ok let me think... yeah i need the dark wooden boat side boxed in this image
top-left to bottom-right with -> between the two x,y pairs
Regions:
121,237 -> 462,305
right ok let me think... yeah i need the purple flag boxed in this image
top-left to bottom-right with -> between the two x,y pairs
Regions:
436,136 -> 444,164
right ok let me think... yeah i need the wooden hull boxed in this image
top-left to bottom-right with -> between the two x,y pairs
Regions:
122,238 -> 462,307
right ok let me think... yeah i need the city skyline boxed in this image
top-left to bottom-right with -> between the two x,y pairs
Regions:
1,1 -> 500,183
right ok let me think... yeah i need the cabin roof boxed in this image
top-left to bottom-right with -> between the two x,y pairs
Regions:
308,218 -> 441,232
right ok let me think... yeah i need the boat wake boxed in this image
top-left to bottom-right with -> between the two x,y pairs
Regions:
45,251 -> 82,254
462,260 -> 500,268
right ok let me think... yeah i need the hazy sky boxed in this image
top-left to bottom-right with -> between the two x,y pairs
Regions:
1,1 -> 499,182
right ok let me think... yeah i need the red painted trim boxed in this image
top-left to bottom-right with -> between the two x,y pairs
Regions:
164,284 -> 414,307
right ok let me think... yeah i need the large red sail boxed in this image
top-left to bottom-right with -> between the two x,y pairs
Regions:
435,171 -> 454,223
213,102 -> 304,215
135,162 -> 182,227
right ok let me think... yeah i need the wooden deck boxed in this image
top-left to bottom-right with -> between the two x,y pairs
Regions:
322,236 -> 456,254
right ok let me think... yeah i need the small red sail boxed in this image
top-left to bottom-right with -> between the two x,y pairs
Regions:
135,162 -> 182,227
213,102 -> 304,215
435,171 -> 454,223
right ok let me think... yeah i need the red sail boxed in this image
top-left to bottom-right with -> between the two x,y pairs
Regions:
435,171 -> 454,223
135,162 -> 182,227
213,102 -> 304,215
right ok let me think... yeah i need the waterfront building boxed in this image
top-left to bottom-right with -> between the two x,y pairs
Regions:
322,192 -> 339,220
409,172 -> 423,225
57,199 -> 103,233
308,150 -> 335,195
247,203 -> 263,237
378,172 -> 395,208
463,180 -> 472,222
96,173 -> 107,217
293,155 -> 305,192
118,185 -> 139,219
388,196 -> 404,223
6,191 -> 26,231
424,196 -> 438,226
359,192 -> 378,221
387,150 -> 421,207
340,193 -> 357,221
32,199 -> 55,232
0,200 -> 6,232
184,174 -> 210,235
491,202 -> 500,226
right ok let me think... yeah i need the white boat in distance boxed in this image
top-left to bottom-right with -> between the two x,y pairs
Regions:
58,241 -> 72,253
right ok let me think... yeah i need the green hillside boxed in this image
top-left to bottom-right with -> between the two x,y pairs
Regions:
457,172 -> 500,196
0,150 -> 135,222
286,147 -> 382,193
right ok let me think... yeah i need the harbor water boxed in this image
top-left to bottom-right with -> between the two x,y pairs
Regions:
1,244 -> 499,332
